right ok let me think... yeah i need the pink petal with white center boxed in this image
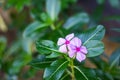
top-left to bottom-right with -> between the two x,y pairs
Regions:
65,33 -> 74,40
80,46 -> 88,54
59,44 -> 67,53
68,50 -> 76,58
71,37 -> 82,47
76,52 -> 86,62
57,38 -> 66,46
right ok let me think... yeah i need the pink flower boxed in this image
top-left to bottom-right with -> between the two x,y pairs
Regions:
57,33 -> 74,53
68,37 -> 88,62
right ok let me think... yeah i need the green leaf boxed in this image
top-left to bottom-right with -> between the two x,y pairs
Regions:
9,53 -> 32,74
36,40 -> 60,54
0,36 -> 7,54
85,40 -> 104,57
60,71 -> 70,80
46,52 -> 61,58
109,0 -> 120,9
23,21 -> 48,38
46,0 -> 61,21
29,56 -> 53,69
104,15 -> 120,21
95,69 -> 114,80
89,57 -> 110,70
97,0 -> 105,4
7,0 -> 31,11
22,38 -> 33,54
109,48 -> 120,69
43,59 -> 69,80
74,66 -> 98,80
110,67 -> 120,79
78,25 -> 105,45
63,13 -> 89,29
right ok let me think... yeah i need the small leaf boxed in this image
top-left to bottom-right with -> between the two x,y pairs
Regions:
43,59 -> 69,80
78,25 -> 105,45
109,48 -> 120,69
63,13 -> 89,29
36,40 -> 60,54
85,40 -> 104,57
46,0 -> 61,21
23,21 -> 48,38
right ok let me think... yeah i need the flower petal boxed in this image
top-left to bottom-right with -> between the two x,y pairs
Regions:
81,46 -> 88,54
65,33 -> 74,40
71,37 -> 82,47
68,50 -> 76,58
76,52 -> 86,62
57,38 -> 66,45
68,44 -> 76,51
59,45 -> 67,53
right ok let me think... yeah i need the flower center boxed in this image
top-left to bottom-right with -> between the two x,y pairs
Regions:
65,40 -> 70,44
76,47 -> 80,52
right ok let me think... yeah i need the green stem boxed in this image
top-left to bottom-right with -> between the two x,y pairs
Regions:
71,59 -> 75,80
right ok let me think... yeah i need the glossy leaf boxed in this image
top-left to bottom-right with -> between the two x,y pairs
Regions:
74,66 -> 98,80
29,56 -> 53,69
85,40 -> 104,57
109,48 -> 120,69
23,21 -> 48,38
60,71 -> 70,80
78,25 -> 105,45
46,52 -> 61,58
46,0 -> 61,21
43,59 -> 69,80
36,40 -> 60,54
63,13 -> 89,29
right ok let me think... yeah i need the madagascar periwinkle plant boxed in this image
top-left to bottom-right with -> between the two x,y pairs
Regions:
33,27 -> 105,80
0,0 -> 120,79
23,0 -> 105,80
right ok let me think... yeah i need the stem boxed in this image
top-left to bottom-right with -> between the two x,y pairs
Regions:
71,59 -> 75,80
50,24 -> 56,30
